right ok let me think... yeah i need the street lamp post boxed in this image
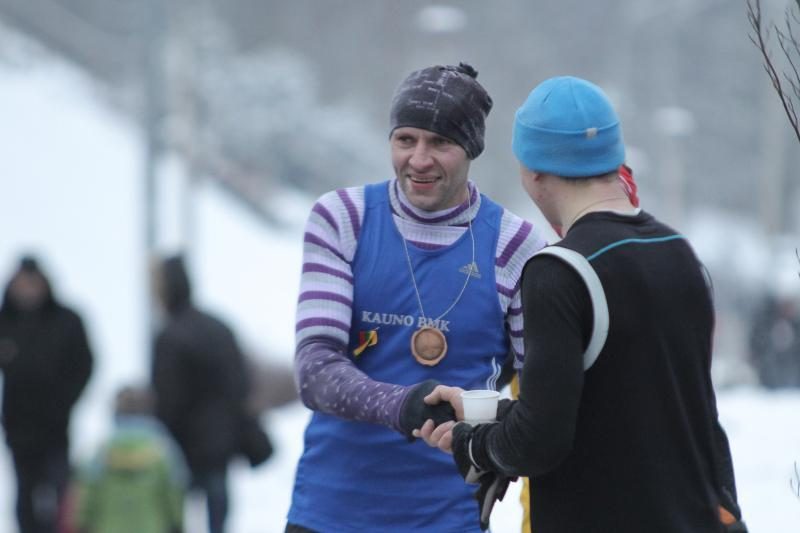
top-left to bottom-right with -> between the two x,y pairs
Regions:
142,0 -> 166,335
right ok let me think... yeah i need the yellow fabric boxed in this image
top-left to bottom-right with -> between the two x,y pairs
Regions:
511,374 -> 532,533
353,330 -> 378,357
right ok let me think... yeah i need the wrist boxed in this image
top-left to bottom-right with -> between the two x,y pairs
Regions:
496,398 -> 514,420
453,422 -> 485,478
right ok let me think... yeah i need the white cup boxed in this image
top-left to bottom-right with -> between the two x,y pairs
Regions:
461,389 -> 500,424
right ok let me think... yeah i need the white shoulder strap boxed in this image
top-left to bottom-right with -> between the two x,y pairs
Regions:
533,246 -> 609,370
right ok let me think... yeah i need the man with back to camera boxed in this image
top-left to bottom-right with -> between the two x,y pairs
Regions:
284,62 -> 547,532
416,76 -> 747,532
150,255 -> 251,533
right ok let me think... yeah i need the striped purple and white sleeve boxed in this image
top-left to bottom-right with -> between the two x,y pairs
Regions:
495,210 -> 548,369
294,187 -> 411,430
295,187 -> 362,347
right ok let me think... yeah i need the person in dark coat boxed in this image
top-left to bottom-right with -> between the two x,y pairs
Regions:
0,255 -> 94,533
748,293 -> 800,389
150,255 -> 249,533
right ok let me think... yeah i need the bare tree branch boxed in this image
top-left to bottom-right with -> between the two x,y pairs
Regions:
796,248 -> 800,279
776,19 -> 800,100
747,0 -> 800,144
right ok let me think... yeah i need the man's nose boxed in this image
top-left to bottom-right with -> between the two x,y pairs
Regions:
409,142 -> 434,170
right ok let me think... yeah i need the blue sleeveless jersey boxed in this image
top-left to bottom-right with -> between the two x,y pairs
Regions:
288,182 -> 509,532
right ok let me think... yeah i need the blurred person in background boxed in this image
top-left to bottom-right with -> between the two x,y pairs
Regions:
417,76 -> 746,532
0,255 -> 94,533
285,62 -> 547,532
748,292 -> 800,388
73,385 -> 186,533
150,254 -> 272,533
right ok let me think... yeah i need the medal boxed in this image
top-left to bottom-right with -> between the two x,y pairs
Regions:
411,326 -> 448,366
400,188 -> 476,367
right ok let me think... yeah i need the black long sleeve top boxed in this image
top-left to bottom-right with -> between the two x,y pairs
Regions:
468,210 -> 738,533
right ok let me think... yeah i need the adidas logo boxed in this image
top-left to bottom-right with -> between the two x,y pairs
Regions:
459,261 -> 481,279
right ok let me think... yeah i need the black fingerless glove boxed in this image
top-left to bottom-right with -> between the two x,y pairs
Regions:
397,379 -> 456,440
452,422 -> 516,531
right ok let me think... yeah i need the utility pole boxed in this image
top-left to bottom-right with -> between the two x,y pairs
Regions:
143,0 -> 167,336
758,71 -> 789,234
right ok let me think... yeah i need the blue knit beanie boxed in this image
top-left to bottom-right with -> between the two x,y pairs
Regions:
512,76 -> 625,178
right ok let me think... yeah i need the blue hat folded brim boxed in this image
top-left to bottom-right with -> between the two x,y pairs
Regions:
512,114 -> 625,178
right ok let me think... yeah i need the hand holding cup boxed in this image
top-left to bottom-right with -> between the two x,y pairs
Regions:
460,389 -> 500,425
413,386 -> 500,452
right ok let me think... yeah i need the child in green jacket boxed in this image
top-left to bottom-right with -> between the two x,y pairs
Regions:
74,385 -> 187,533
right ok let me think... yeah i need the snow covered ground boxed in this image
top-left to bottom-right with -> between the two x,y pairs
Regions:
215,390 -> 800,533
1,40 -> 800,533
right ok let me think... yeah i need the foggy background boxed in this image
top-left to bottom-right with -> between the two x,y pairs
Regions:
2,0 -> 796,350
3,0 -> 798,229
1,0 -> 799,531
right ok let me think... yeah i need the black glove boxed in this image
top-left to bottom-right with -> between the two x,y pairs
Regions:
473,471 -> 513,530
397,379 -> 456,440
452,422 -> 516,530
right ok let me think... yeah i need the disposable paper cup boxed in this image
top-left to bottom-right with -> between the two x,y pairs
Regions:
461,389 -> 500,424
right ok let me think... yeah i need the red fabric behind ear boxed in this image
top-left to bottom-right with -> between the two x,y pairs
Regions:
618,164 -> 639,207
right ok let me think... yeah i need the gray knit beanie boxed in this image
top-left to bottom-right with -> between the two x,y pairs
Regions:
389,62 -> 493,159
